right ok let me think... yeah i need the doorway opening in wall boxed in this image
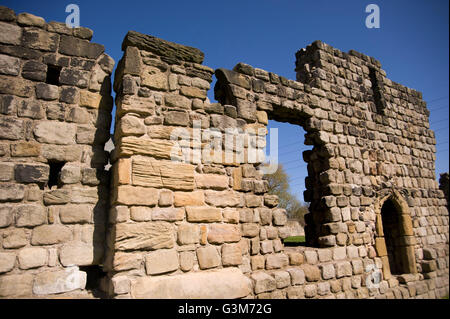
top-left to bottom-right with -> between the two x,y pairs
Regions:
380,198 -> 412,275
263,120 -> 311,246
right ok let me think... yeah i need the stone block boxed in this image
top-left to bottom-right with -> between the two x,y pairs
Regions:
115,221 -> 174,251
287,268 -> 306,285
34,121 -> 76,145
130,206 -> 152,222
197,245 -> 220,269
31,224 -> 72,245
59,241 -> 96,266
15,204 -> 46,227
152,207 -> 184,221
251,271 -> 276,294
18,247 -> 47,269
0,116 -> 24,140
0,53 -> 20,75
179,251 -> 195,272
266,253 -> 289,269
221,243 -> 242,266
130,268 -> 251,299
0,205 -> 13,228
0,252 -> 16,273
59,35 -> 104,59
115,185 -> 159,206
145,249 -> 179,275
0,274 -> 33,297
272,208 -> 287,226
177,223 -> 199,245
0,22 -> 22,45
113,252 -> 142,271
207,223 -> 241,244
186,206 -> 222,222
195,174 -> 228,190
204,190 -> 241,207
33,267 -> 87,295
2,228 -> 27,248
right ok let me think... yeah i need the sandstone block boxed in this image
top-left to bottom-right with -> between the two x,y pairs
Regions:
251,272 -> 276,294
177,223 -> 199,245
221,243 -> 242,266
0,116 -> 24,140
145,249 -> 179,275
60,164 -> 81,184
18,247 -> 47,269
43,189 -> 71,205
223,208 -> 240,224
287,268 -> 306,285
186,206 -> 222,222
0,53 -> 20,75
59,205 -> 92,224
14,163 -> 49,184
132,158 -> 194,190
336,261 -> 353,278
33,267 -> 87,295
0,274 -> 33,297
0,205 -> 13,228
0,252 -> 16,273
113,252 -> 143,271
115,221 -> 174,251
130,268 -> 251,298
301,264 -> 321,282
179,251 -> 195,272
115,185 -> 159,206
266,253 -> 289,270
245,194 -> 262,208
31,225 -> 72,245
204,190 -> 241,207
59,241 -> 95,266
197,245 -> 220,269
321,263 -> 336,280
0,22 -> 22,45
271,270 -> 290,288
15,204 -> 46,227
2,228 -> 27,248
152,207 -> 184,221
158,190 -> 173,207
207,223 -> 241,244
130,206 -> 152,222
111,276 -> 130,295
10,142 -> 40,157
34,121 -> 76,145
174,191 -> 204,207
195,174 -> 228,190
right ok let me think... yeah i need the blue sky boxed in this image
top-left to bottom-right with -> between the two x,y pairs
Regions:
5,0 -> 449,202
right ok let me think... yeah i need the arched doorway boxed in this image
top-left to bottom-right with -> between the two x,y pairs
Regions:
375,191 -> 417,278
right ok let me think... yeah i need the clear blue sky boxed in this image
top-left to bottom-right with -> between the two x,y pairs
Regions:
5,0 -> 449,202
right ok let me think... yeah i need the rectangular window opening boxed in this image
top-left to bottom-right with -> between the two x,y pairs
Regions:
263,120 -> 311,247
46,64 -> 62,86
47,160 -> 65,189
368,67 -> 386,114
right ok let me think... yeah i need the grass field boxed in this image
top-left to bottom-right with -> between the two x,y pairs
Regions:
283,236 -> 306,246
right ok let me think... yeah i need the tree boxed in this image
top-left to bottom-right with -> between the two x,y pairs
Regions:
263,164 -> 309,226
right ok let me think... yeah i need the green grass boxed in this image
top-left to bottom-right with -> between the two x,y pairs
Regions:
283,236 -> 306,243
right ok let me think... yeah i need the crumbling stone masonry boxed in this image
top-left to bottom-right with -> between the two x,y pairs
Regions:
0,7 -> 113,297
0,6 -> 448,299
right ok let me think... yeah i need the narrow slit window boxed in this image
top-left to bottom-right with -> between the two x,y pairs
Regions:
368,67 -> 386,114
47,161 -> 65,189
46,65 -> 62,86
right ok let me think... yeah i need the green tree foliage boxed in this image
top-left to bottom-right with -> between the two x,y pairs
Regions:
263,164 -> 309,226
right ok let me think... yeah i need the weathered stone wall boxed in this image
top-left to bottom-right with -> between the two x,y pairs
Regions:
0,7 -> 114,298
0,5 -> 448,299
107,31 -> 449,299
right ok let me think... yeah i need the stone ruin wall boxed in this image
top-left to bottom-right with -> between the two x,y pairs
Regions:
0,6 -> 448,299
0,6 -> 113,297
